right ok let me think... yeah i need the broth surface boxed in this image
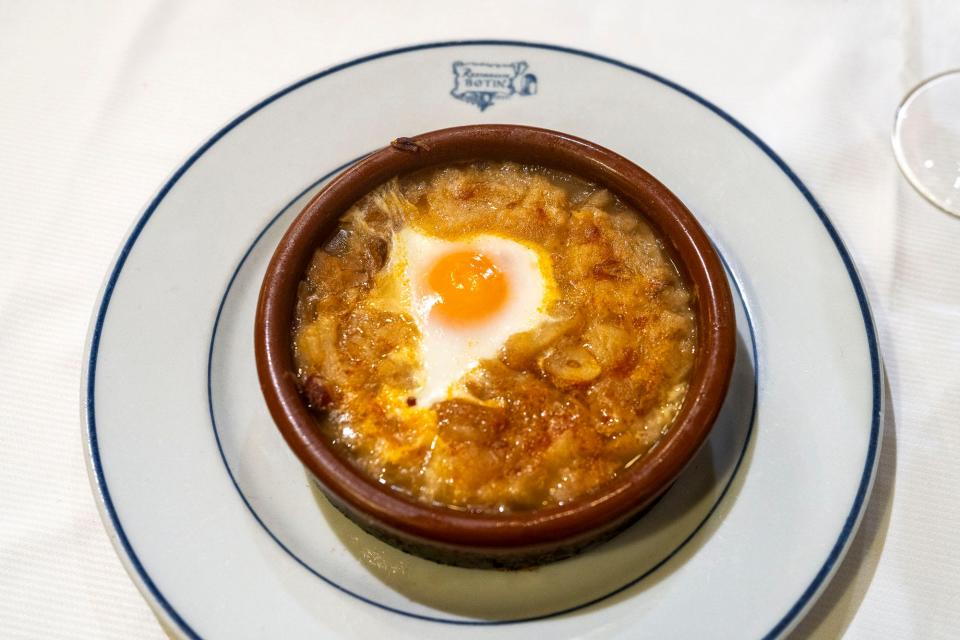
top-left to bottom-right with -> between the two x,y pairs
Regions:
293,161 -> 697,513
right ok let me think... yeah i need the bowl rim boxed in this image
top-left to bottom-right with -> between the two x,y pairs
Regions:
255,124 -> 735,549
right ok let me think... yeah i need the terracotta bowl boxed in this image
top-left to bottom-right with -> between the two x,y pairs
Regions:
255,124 -> 736,568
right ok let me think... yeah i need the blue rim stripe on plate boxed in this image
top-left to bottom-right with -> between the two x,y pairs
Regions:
84,40 -> 882,640
205,167 -> 759,625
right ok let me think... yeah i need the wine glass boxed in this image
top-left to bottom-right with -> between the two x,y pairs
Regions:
892,69 -> 960,217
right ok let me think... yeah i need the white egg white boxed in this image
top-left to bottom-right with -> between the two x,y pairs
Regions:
383,227 -> 554,406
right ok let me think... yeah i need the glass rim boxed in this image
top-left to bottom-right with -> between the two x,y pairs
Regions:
892,68 -> 960,217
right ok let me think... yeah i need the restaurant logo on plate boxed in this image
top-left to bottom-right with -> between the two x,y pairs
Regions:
450,61 -> 537,111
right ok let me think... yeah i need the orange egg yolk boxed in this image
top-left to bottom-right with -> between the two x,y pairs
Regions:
426,251 -> 508,324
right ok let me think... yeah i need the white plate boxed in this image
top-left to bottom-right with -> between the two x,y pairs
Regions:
83,41 -> 881,639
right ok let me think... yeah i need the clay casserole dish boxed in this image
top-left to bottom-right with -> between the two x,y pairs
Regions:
255,124 -> 735,567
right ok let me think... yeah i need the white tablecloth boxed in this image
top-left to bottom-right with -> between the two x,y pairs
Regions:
2,1 -> 958,637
